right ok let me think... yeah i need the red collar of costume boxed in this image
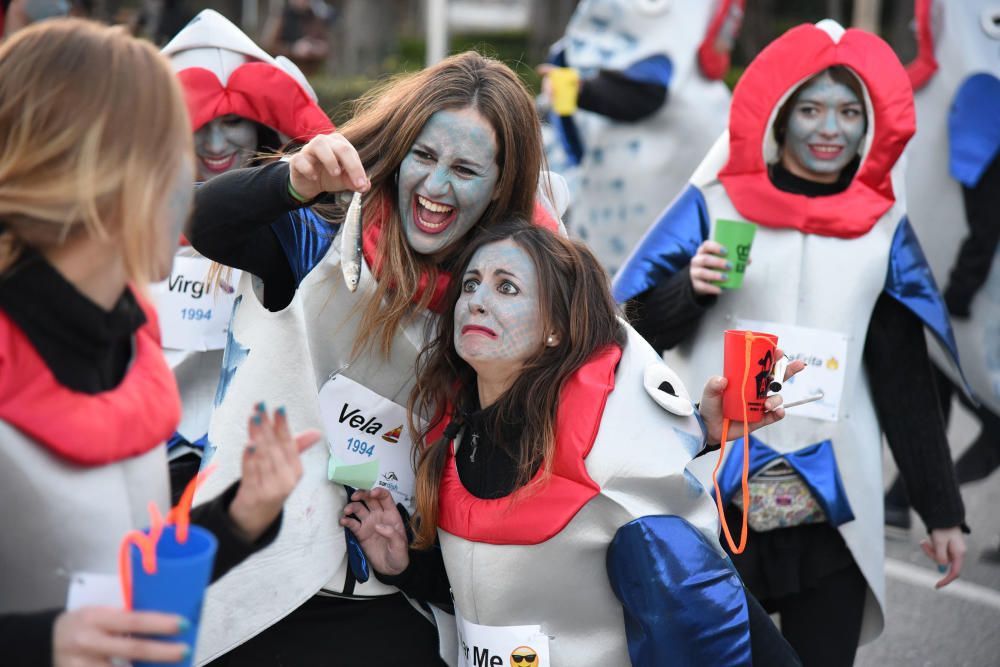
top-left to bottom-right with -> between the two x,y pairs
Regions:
905,0 -> 939,91
0,295 -> 180,466
360,195 -> 562,315
432,344 -> 621,546
718,23 -> 915,239
177,62 -> 334,140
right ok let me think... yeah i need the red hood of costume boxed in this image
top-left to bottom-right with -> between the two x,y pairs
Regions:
697,0 -> 745,81
178,62 -> 334,140
432,344 -> 621,546
0,295 -> 180,466
718,22 -> 915,239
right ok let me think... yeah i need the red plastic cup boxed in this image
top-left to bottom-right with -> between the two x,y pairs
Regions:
722,329 -> 778,422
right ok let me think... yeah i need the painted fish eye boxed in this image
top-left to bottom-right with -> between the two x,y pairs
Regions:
981,8 -> 1000,39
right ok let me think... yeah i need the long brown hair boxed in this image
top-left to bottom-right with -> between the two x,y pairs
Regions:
408,217 -> 626,549
0,19 -> 193,285
326,51 -> 544,356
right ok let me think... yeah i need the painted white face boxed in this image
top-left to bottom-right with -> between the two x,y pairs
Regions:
154,158 -> 195,281
398,108 -> 500,257
780,72 -> 866,183
193,114 -> 258,182
454,239 -> 543,384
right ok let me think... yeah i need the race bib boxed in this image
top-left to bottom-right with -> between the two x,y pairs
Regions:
736,319 -> 848,422
150,256 -> 240,352
318,374 -> 419,512
457,614 -> 551,667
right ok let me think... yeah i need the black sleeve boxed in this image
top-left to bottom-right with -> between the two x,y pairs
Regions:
943,154 -> 1000,318
374,546 -> 452,609
0,609 -> 61,666
187,160 -> 303,311
190,481 -> 283,582
864,293 -> 966,531
627,265 -> 716,354
577,69 -> 667,122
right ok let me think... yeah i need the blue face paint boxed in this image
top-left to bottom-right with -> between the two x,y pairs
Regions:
398,108 -> 500,257
780,73 -> 866,184
454,240 -> 543,391
194,115 -> 258,182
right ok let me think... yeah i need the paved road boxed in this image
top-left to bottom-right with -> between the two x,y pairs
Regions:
854,400 -> 1000,667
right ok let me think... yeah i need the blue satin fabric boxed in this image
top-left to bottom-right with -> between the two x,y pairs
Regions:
213,295 -> 249,409
167,432 -> 212,451
714,435 -> 855,528
622,54 -> 673,89
948,73 -> 1000,187
883,217 -> 970,393
607,516 -> 752,667
612,183 -> 708,302
271,207 -> 338,288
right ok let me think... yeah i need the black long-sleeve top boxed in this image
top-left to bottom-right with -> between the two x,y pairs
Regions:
944,153 -> 1000,317
577,69 -> 668,122
628,164 -> 966,533
0,251 -> 281,666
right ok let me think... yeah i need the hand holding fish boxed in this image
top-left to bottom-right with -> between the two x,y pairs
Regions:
288,132 -> 371,201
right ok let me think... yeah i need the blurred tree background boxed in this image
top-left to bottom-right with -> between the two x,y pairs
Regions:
94,0 -> 918,125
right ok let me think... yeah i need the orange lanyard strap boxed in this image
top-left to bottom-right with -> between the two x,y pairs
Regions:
711,332 -> 762,555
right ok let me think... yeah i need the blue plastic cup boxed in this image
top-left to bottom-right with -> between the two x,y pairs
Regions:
130,524 -> 217,667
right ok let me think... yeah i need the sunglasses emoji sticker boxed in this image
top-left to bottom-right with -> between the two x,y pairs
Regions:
510,646 -> 538,667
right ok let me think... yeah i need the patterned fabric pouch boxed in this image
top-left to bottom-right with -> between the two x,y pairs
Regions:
733,460 -> 827,532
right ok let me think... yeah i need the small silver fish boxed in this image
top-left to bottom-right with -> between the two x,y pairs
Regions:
341,191 -> 363,292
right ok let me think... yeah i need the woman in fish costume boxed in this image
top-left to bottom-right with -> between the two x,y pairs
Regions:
884,0 -> 1000,532
186,51 -> 568,665
343,217 -> 802,666
613,20 -> 967,666
0,20 -> 318,666
544,0 -> 742,274
155,9 -> 332,493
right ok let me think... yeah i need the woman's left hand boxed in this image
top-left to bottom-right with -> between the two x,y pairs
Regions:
228,405 -> 322,542
921,527 -> 967,588
699,350 -> 807,444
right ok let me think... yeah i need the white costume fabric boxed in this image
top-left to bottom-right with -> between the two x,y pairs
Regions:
547,0 -> 740,273
904,0 -> 1000,413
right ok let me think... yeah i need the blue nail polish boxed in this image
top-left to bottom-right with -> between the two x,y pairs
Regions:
178,617 -> 191,632
725,261 -> 733,270
719,246 -> 728,256
720,273 -> 729,281
253,414 -> 261,425
277,406 -> 286,417
246,445 -> 256,455
937,564 -> 948,573
256,401 -> 266,412
183,645 -> 192,659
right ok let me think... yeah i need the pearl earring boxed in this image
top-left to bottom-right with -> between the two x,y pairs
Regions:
546,334 -> 556,346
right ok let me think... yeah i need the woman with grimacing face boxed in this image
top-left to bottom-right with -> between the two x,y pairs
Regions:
340,218 -> 804,666
186,51 -> 562,666
616,23 -> 968,667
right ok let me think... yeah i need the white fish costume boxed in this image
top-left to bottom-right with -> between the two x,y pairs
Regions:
191,179 -> 569,663
547,0 -> 742,273
433,326 -> 755,666
154,9 -> 333,459
614,21 -> 964,644
904,0 -> 1000,413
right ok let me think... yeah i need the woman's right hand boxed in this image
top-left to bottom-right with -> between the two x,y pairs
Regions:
287,132 -> 371,201
689,240 -> 732,296
53,607 -> 187,666
339,487 -> 410,576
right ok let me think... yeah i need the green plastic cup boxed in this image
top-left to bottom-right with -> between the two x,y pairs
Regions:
713,219 -> 757,289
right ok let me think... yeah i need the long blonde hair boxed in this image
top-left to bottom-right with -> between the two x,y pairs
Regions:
329,51 -> 544,357
0,18 -> 193,285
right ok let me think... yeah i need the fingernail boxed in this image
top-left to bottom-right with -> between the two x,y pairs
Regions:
937,564 -> 948,573
355,178 -> 366,188
277,406 -> 286,417
720,273 -> 729,281
725,261 -> 733,270
253,414 -> 261,425
183,645 -> 192,659
256,401 -> 266,413
178,617 -> 191,632
719,246 -> 728,256
246,445 -> 256,455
